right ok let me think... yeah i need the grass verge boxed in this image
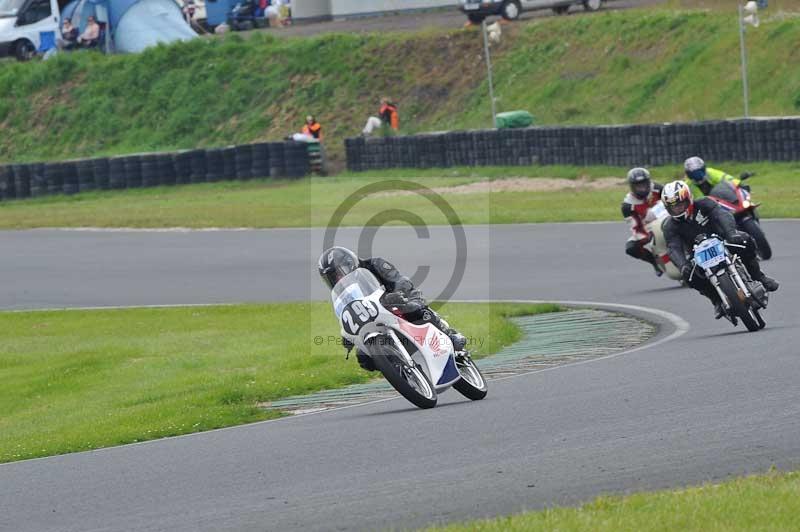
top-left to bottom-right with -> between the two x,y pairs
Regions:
0,162 -> 797,228
422,469 -> 800,532
0,301 -> 557,463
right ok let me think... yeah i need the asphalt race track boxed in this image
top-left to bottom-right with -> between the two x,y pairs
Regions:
1,221 -> 799,532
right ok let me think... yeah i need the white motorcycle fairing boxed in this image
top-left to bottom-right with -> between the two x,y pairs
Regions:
331,269 -> 461,392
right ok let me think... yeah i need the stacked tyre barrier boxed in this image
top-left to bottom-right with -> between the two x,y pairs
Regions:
345,117 -> 800,172
0,141 -> 311,202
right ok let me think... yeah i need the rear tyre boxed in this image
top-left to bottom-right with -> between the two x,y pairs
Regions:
370,337 -> 437,409
717,274 -> 761,332
467,14 -> 486,24
452,355 -> 488,400
501,0 -> 521,20
552,5 -> 569,15
741,218 -> 772,260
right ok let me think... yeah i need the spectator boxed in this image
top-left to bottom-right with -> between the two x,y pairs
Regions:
58,19 -> 78,50
301,115 -> 322,140
77,15 -> 100,48
362,97 -> 399,137
182,0 -> 196,23
265,0 -> 284,26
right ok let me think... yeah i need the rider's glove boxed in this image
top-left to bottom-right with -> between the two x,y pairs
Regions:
383,292 -> 408,306
407,289 -> 426,305
727,233 -> 746,246
739,171 -> 754,180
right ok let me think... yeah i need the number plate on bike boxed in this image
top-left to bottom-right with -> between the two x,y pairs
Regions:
694,238 -> 726,269
340,299 -> 379,336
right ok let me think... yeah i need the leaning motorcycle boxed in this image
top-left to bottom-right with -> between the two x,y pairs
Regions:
707,173 -> 772,260
330,268 -> 488,409
691,234 -> 769,332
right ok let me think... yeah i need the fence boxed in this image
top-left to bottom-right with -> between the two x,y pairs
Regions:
345,118 -> 800,172
0,141 -> 311,201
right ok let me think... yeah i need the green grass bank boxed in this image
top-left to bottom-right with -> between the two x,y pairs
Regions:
0,301 -> 556,463
2,5 -> 800,163
0,162 -> 797,228
423,469 -> 800,532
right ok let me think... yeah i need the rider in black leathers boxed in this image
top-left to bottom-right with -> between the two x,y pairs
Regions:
318,246 -> 467,371
661,181 -> 779,318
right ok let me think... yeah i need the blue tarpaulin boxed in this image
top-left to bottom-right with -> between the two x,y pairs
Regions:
62,0 -> 196,53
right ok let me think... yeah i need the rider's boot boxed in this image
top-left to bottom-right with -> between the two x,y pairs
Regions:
745,257 -> 780,292
448,331 -> 467,354
639,248 -> 663,277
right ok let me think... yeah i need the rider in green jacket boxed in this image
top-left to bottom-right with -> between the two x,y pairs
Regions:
683,156 -> 741,198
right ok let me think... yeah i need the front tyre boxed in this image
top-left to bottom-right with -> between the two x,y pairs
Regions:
467,13 -> 486,24
740,217 -> 772,260
717,274 -> 761,332
370,338 -> 437,409
501,0 -> 521,20
15,40 -> 35,62
452,355 -> 488,400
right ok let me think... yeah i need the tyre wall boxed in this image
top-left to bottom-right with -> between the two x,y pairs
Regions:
0,141 -> 311,202
345,118 -> 800,172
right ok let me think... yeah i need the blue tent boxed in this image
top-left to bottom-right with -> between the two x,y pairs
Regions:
62,0 -> 196,53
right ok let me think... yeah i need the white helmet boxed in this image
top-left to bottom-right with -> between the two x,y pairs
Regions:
684,156 -> 707,183
662,181 -> 693,219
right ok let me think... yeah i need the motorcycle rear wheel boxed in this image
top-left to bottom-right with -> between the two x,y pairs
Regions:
740,217 -> 772,260
718,274 -> 762,332
453,355 -> 488,400
369,337 -> 437,409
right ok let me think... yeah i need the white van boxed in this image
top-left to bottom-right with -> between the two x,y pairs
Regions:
0,0 -> 62,60
460,0 -> 603,23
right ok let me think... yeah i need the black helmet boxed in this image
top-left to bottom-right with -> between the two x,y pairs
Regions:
318,247 -> 360,289
627,167 -> 652,200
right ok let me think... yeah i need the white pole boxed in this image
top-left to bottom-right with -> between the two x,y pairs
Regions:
738,4 -> 750,118
482,20 -> 497,128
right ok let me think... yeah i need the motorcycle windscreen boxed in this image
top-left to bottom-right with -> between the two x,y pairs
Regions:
708,180 -> 738,203
330,268 -> 382,318
113,0 -> 196,54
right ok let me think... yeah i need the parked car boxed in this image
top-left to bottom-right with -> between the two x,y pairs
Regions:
459,0 -> 603,23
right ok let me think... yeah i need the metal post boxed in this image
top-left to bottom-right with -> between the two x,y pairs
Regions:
738,4 -> 750,118
481,20 -> 497,128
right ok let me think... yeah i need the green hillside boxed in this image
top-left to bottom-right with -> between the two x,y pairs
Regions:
1,4 -> 800,164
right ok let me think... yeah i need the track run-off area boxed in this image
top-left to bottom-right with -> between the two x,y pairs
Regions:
1,221 -> 799,531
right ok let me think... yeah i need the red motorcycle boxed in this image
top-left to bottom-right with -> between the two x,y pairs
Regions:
707,173 -> 772,260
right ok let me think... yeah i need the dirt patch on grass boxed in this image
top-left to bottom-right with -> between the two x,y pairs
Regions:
379,177 -> 625,197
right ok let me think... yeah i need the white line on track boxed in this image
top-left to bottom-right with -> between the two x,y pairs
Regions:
0,299 -> 689,467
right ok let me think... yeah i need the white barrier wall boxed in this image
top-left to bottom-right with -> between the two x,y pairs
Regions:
292,0 -> 332,19
293,0 -> 458,20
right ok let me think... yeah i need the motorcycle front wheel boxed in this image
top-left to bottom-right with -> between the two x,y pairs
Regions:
453,355 -> 488,400
717,274 -> 762,332
369,337 -> 437,409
